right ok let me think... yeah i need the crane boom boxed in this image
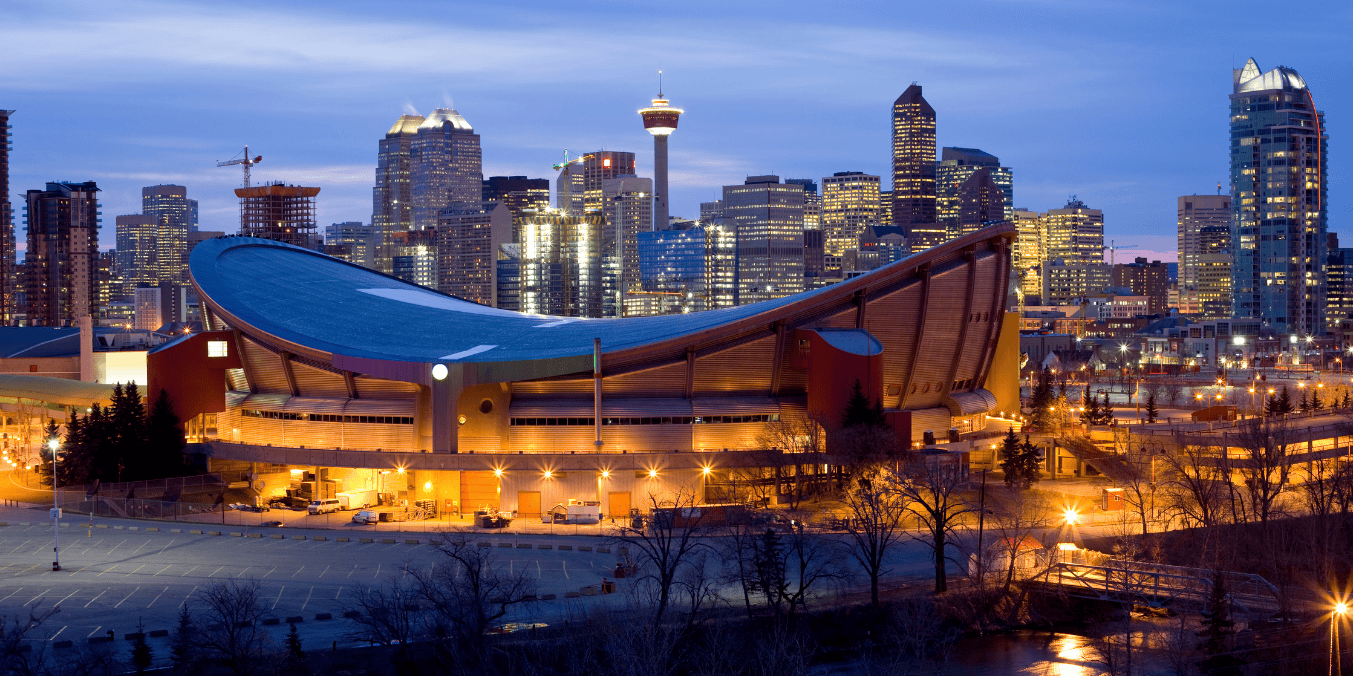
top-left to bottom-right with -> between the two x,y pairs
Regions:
216,145 -> 263,188
1107,240 -> 1140,266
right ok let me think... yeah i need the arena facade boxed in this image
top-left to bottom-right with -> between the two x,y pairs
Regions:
147,225 -> 1018,518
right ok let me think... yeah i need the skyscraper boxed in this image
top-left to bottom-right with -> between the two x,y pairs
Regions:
1044,198 -> 1104,265
821,172 -> 881,267
555,151 -> 637,216
410,108 -> 482,231
602,176 -> 653,315
436,202 -> 511,307
323,221 -> 380,269
636,222 -> 736,314
481,176 -> 549,221
518,213 -> 606,317
373,113 -> 424,273
141,184 -> 192,284
784,178 -> 821,229
1229,58 -> 1327,337
935,147 -> 1013,239
1112,257 -> 1169,315
236,183 -> 320,249
115,214 -> 159,298
953,168 -> 1007,237
639,86 -> 682,230
24,181 -> 101,326
1178,195 -> 1232,317
723,175 -> 805,304
891,84 -> 941,249
0,110 -> 14,325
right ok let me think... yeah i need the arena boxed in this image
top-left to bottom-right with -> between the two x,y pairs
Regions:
148,225 -> 1019,519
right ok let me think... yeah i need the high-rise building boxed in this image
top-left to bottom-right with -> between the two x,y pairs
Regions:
1229,58 -> 1327,337
140,184 -> 192,284
724,175 -> 805,304
785,179 -> 821,230
639,88 -> 682,230
235,183 -> 320,249
848,224 -> 910,276
555,151 -> 637,217
481,176 -> 549,223
821,172 -> 881,268
1041,261 -> 1111,305
936,147 -> 1013,239
23,181 -> 100,326
373,113 -> 424,273
323,221 -> 380,269
495,243 -> 521,312
410,108 -> 482,231
0,110 -> 15,325
637,222 -> 736,313
1044,198 -> 1104,265
877,190 -> 892,228
1178,195 -> 1232,317
699,200 -> 725,223
518,213 -> 606,317
953,167 -> 1007,238
1326,234 -> 1353,333
391,229 -> 438,290
115,214 -> 159,299
1011,209 -> 1046,304
435,202 -> 511,307
602,176 -> 653,315
891,84 -> 941,248
1112,257 -> 1169,315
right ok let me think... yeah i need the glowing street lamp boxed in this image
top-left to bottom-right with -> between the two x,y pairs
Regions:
47,437 -> 61,571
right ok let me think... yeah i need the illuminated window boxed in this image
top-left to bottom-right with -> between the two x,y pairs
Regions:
207,341 -> 228,358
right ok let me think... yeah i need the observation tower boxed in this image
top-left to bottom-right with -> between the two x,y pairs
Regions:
638,74 -> 683,230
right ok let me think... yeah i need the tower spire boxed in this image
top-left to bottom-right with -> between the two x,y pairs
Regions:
658,70 -> 663,98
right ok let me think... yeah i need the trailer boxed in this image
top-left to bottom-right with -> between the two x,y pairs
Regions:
336,489 -> 377,510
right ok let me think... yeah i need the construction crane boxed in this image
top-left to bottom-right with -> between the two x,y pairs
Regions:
552,149 -> 584,171
216,145 -> 263,188
1108,240 -> 1140,266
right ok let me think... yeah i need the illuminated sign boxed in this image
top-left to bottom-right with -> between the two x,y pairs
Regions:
207,341 -> 229,358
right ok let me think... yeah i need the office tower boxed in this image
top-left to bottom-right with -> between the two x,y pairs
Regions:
891,84 -> 941,248
1112,257 -> 1169,315
877,190 -> 892,228
555,151 -> 637,216
556,163 -> 585,215
637,221 -> 736,313
821,172 -> 881,270
188,230 -> 226,257
0,110 -> 14,325
1230,58 -> 1327,336
236,183 -> 320,249
953,168 -> 1007,237
323,221 -> 380,269
1326,234 -> 1353,331
848,224 -> 910,275
481,176 -> 549,222
391,229 -> 437,289
1178,195 -> 1232,317
723,175 -> 805,304
602,176 -> 653,315
785,179 -> 821,230
435,202 -> 511,306
373,113 -> 424,273
1041,261 -> 1111,305
639,88 -> 682,230
115,215 -> 159,299
1044,197 -> 1104,265
134,286 -> 163,331
699,200 -> 725,223
1011,209 -> 1046,304
496,243 -> 521,312
23,181 -> 101,326
410,108 -> 482,230
803,229 -> 826,287
140,184 -> 192,284
518,213 -> 606,317
96,250 -> 116,325
936,147 -> 1014,239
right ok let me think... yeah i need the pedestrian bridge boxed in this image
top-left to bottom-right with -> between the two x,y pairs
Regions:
1037,559 -> 1283,617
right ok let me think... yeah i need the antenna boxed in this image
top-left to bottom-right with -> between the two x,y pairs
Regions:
658,69 -> 663,98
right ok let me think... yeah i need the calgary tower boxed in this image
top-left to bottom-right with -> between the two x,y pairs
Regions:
638,72 -> 682,230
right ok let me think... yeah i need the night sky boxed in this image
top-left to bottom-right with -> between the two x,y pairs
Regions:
3,0 -> 1350,262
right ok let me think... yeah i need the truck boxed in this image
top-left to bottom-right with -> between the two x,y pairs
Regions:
336,490 -> 377,511
548,500 -> 601,524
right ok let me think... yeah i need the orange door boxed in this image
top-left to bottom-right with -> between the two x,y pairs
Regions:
608,491 -> 631,521
517,491 -> 541,519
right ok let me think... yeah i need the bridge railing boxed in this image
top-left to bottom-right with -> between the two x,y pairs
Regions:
1044,561 -> 1280,616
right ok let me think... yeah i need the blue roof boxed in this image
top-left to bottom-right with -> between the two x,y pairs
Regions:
0,327 -> 79,358
191,237 -> 887,366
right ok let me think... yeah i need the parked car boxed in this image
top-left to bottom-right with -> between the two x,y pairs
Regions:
308,498 -> 342,515
261,520 -> 284,528
351,510 -> 379,525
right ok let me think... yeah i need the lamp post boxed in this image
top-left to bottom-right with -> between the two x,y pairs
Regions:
1331,601 -> 1347,676
47,437 -> 61,571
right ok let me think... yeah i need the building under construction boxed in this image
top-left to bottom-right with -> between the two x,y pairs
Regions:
234,183 -> 320,249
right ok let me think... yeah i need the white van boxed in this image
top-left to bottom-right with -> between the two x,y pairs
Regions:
308,499 -> 341,515
352,510 -> 378,524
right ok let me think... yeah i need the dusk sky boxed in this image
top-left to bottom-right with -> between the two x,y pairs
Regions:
4,0 -> 1350,262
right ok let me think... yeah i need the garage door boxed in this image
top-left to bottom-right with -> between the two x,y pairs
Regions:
608,491 -> 631,521
460,471 -> 499,512
518,491 -> 542,519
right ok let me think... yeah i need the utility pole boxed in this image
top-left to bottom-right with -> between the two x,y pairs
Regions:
48,437 -> 60,571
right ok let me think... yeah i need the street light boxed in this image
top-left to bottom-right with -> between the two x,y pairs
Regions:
47,436 -> 61,571
1332,601 -> 1348,676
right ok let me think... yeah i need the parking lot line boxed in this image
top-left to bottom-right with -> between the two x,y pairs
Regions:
179,586 -> 197,608
291,565 -> 305,578
154,565 -> 171,576
130,541 -> 151,555
373,564 -> 380,579
83,590 -> 106,608
7,539 -> 33,554
158,538 -> 176,555
147,587 -> 168,608
561,561 -> 569,580
24,588 -> 52,606
86,626 -> 101,638
261,566 -> 277,578
13,564 -> 40,577
300,586 -> 313,611
207,566 -> 224,578
235,566 -> 252,579
345,566 -> 357,579
270,586 -> 284,610
51,589 -> 79,607
107,539 -> 127,554
317,564 -> 329,578
0,588 -> 21,603
180,565 -> 199,577
48,626 -> 66,641
126,564 -> 146,577
114,587 -> 139,608
97,565 -> 119,577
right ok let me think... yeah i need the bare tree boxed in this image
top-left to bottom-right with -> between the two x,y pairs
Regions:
1234,416 -> 1293,525
841,464 -> 909,605
900,452 -> 973,593
1161,440 -> 1229,529
343,576 -> 421,672
616,489 -> 712,629
195,579 -> 268,676
1,603 -> 55,676
756,411 -> 829,510
987,488 -> 1053,595
414,536 -> 535,673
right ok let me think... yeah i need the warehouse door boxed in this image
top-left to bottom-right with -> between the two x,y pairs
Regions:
517,491 -> 541,519
608,492 -> 631,521
460,471 -> 499,513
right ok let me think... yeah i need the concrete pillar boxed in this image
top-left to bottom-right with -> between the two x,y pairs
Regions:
431,365 -> 463,454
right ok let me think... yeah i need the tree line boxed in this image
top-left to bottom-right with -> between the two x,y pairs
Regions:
40,383 -> 190,487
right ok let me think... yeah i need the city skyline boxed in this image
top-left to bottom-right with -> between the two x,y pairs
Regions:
2,0 -> 1350,262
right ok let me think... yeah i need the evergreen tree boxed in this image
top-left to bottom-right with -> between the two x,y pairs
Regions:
1311,388 -> 1324,413
110,382 -> 147,481
1144,391 -> 1159,423
131,619 -> 153,674
1197,570 -> 1241,675
751,527 -> 787,611
1277,386 -> 1294,414
284,622 -> 307,674
841,379 -> 873,428
1001,429 -> 1043,490
169,605 -> 196,675
1101,391 -> 1114,424
1298,389 -> 1311,414
1264,392 -> 1279,416
1343,390 -> 1351,409
146,389 -> 187,479
1028,369 -> 1055,430
1084,388 -> 1102,424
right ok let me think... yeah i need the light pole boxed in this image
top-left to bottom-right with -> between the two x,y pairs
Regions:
1331,601 -> 1347,676
48,437 -> 61,571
